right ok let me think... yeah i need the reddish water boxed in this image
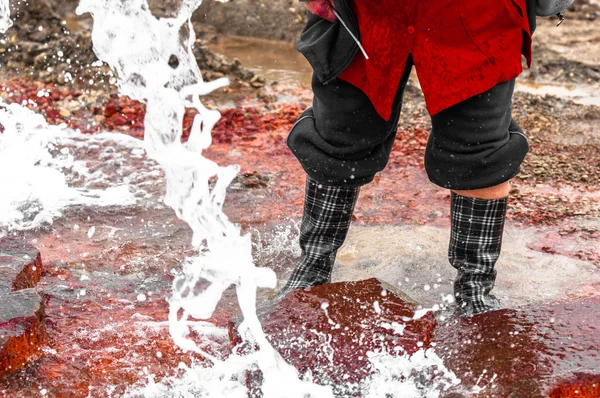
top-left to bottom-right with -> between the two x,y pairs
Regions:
0,80 -> 598,396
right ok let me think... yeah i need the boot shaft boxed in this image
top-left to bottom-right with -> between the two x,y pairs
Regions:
283,177 -> 360,292
449,192 -> 508,316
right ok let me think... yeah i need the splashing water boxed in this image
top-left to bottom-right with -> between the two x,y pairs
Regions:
364,350 -> 460,397
0,0 -> 11,32
76,0 -> 333,395
0,0 -> 459,394
0,103 -> 136,234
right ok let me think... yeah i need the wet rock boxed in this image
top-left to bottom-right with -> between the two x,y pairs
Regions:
0,289 -> 46,379
433,297 -> 600,396
550,373 -> 600,398
229,278 -> 437,392
0,238 -> 45,379
0,237 -> 42,293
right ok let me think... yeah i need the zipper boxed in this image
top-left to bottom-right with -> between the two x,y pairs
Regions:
332,9 -> 369,60
323,0 -> 362,85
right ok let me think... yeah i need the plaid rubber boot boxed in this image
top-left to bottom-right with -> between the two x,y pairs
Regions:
282,176 -> 360,293
449,192 -> 507,316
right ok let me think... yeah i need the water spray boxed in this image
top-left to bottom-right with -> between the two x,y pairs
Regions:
0,0 -> 11,32
76,0 -> 332,395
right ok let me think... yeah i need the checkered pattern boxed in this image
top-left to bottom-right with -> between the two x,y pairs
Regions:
282,176 -> 360,293
449,192 -> 508,317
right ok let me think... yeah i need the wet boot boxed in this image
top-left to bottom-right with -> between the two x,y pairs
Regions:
449,192 -> 507,316
281,176 -> 360,294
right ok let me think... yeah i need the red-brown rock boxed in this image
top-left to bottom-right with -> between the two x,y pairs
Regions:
550,374 -> 600,398
0,238 -> 45,379
433,296 -> 600,397
229,278 -> 437,392
0,237 -> 42,293
0,289 -> 46,378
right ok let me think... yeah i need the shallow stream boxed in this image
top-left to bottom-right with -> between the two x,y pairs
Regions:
1,5 -> 599,398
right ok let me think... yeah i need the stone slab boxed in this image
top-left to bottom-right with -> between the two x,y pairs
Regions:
0,238 -> 45,379
433,296 -> 600,396
0,288 -> 46,378
549,373 -> 600,398
0,237 -> 42,293
229,278 -> 437,392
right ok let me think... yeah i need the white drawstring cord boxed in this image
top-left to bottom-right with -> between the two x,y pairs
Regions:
332,9 -> 369,60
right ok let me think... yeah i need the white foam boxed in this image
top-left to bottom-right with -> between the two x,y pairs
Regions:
364,349 -> 460,397
127,348 -> 461,398
0,103 -> 139,233
73,1 -> 464,396
78,0 -> 332,395
0,0 -> 11,32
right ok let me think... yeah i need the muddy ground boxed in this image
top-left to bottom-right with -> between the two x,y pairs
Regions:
2,0 -> 600,86
0,1 -> 599,397
198,0 -> 600,43
0,0 -> 598,259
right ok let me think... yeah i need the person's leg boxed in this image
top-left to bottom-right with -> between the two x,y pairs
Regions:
447,191 -> 509,316
282,176 -> 361,291
425,79 -> 529,316
287,70 -> 410,188
454,181 -> 510,200
283,59 -> 414,294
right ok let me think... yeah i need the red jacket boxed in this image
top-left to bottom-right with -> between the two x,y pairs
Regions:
335,0 -> 532,119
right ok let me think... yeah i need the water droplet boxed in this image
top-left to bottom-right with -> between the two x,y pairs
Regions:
373,300 -> 381,314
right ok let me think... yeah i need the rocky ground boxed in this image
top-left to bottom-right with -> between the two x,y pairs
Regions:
0,1 -> 599,397
0,1 -> 266,90
523,2 -> 600,85
0,0 -> 597,292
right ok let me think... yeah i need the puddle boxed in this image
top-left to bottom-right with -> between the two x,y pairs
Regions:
1,124 -> 598,395
517,81 -> 600,107
333,224 -> 600,310
211,35 -> 600,109
208,35 -> 313,85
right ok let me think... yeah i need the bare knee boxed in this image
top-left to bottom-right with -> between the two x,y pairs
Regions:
453,181 -> 511,200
